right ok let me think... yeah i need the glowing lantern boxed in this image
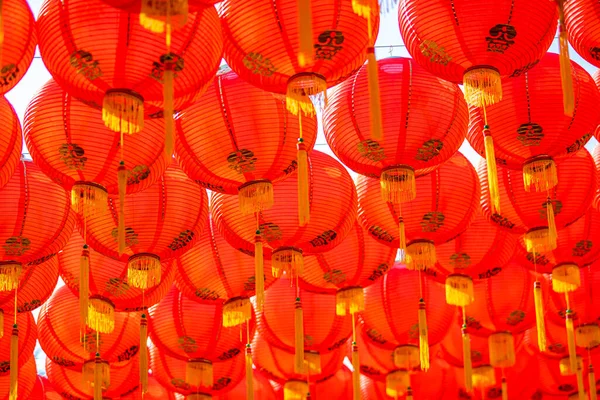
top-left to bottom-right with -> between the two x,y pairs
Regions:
0,97 -> 21,190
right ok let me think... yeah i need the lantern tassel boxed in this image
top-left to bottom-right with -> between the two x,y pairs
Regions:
546,198 -> 557,247
0,310 -> 3,338
0,262 -> 21,292
102,90 -> 144,135
462,325 -> 473,392
246,345 -> 254,400
566,310 -> 578,374
523,156 -> 558,192
255,232 -> 264,312
164,66 -> 175,157
367,47 -> 382,141
398,217 -> 406,262
88,297 -> 115,334
80,245 -> 90,334
238,180 -> 274,215
590,364 -> 598,400
128,253 -> 162,289
407,387 -> 413,400
576,365 -> 586,400
296,0 -> 313,67
502,377 -> 508,400
186,359 -> 213,388
484,129 -> 501,215
418,298 -> 430,371
222,297 -> 252,328
140,314 -> 148,394
295,298 -> 305,374
117,162 -> 127,256
94,354 -> 102,400
534,281 -> 547,352
71,182 -> 108,218
557,0 -> 574,117
352,343 -> 360,400
9,324 -> 17,400
463,67 -> 502,107
297,139 -> 310,226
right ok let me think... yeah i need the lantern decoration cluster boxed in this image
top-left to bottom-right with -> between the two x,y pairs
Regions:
4,0 -> 600,399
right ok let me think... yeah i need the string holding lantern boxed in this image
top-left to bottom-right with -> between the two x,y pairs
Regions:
175,69 -> 317,309
324,56 -> 468,258
399,0 -> 557,215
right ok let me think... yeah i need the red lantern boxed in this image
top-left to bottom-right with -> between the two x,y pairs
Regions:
0,97 -> 21,190
0,355 -> 36,400
30,375 -> 61,400
114,373 -> 178,400
150,341 -> 245,397
0,160 -> 75,292
38,285 -> 141,367
564,0 -> 600,69
593,143 -> 600,210
213,369 -> 276,400
220,0 -> 378,116
273,366 -> 354,400
0,0 -> 37,94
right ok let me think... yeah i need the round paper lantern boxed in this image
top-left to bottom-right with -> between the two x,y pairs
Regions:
220,0 -> 378,116
150,342 -> 245,397
0,355 -> 36,400
0,97 -> 21,190
0,254 -> 58,313
24,78 -> 170,204
214,369 -> 276,400
0,311 -> 36,376
37,0 -> 223,139
120,374 -> 177,400
45,356 -> 139,399
398,0 -> 557,105
59,230 -> 174,313
212,150 -> 357,279
357,151 -> 479,270
592,142 -> 600,210
174,215 -> 277,327
38,285 -> 141,368
30,375 -> 61,400
0,0 -> 36,94
0,160 -> 75,292
532,354 -> 590,397
564,0 -> 600,68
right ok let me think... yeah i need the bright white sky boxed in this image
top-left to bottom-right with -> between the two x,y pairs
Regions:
15,0 -> 598,375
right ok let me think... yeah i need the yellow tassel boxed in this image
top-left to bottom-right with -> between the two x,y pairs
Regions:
566,309 -> 578,375
576,324 -> 600,349
552,264 -> 580,293
522,156 -> 558,192
71,182 -> 108,218
0,0 -> 3,47
398,217 -> 406,262
589,365 -> 598,400
557,0 -> 574,117
0,262 -> 21,292
576,365 -> 586,400
406,387 -> 413,400
295,298 -> 305,374
286,73 -> 323,116
352,343 -> 360,400
488,332 -> 515,368
534,281 -> 547,352
463,67 -> 502,107
335,287 -> 365,316
462,325 -> 473,392
254,232 -> 265,312
524,227 -> 557,254
546,202 -> 558,251
502,377 -> 508,400
93,354 -> 103,400
245,345 -> 254,400
380,166 -> 416,204
163,66 -> 174,157
386,370 -> 409,398
139,0 -> 188,34
186,359 -> 213,388
238,180 -> 274,215
140,314 -> 148,394
406,240 -> 436,271
297,139 -> 310,226
473,366 -> 496,391
284,380 -> 309,400
9,324 -> 17,400
80,246 -> 90,334
272,247 -> 303,279
483,131 -> 501,215
351,0 -> 375,36
367,48 -> 383,141
83,358 -> 110,390
560,355 -> 582,376
418,298 -> 430,371
0,310 -> 3,338
393,345 -> 420,370
102,89 -> 144,135
296,0 -> 313,68
304,351 -> 321,374
222,297 -> 252,327
127,253 -> 162,289
445,275 -> 474,307
117,162 -> 127,256
87,297 -> 115,334
186,394 -> 213,400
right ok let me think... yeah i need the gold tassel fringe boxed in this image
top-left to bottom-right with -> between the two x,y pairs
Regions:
393,345 -> 420,370
294,298 -> 305,374
246,345 -> 254,400
463,67 -> 502,107
187,394 -> 212,400
380,166 -> 416,204
297,139 -> 310,226
93,354 -> 103,400
102,89 -> 144,135
222,297 -> 252,327
502,377 -> 508,400
296,0 -> 313,68
238,180 -> 274,215
576,324 -> 600,349
335,286 -> 365,316
186,359 -> 213,388
163,66 -> 175,157
522,156 -> 558,192
304,351 -> 321,374
87,297 -> 115,334
9,325 -> 17,400
284,380 -> 309,400
552,264 -> 580,293
576,364 -> 586,400
127,253 -> 162,289
71,182 -> 108,217
286,73 -> 324,116
546,198 -> 558,247
352,343 -> 360,400
80,246 -> 90,333
0,262 -> 21,292
473,365 -> 496,390
484,131 -> 501,215
140,313 -> 148,394
139,0 -> 188,35
560,355 -> 583,376
566,309 -> 578,375
254,232 -> 265,312
272,247 -> 303,279
557,0 -> 575,117
83,357 -> 110,390
398,217 -> 406,262
418,298 -> 430,371
407,387 -> 414,400
524,227 -> 556,254
406,240 -> 436,271
534,281 -> 547,352
488,332 -> 515,368
462,325 -> 473,392
367,48 -> 382,141
117,162 -> 127,256
385,370 -> 409,398
589,365 -> 598,400
0,310 -> 3,338
445,275 -> 474,307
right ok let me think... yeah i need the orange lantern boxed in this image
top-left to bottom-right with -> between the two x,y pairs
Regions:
564,0 -> 600,69
30,375 -> 61,399
593,143 -> 600,211
0,0 -> 37,94
532,354 -> 591,398
0,356 -> 36,400
0,311 -> 36,375
0,97 -> 21,190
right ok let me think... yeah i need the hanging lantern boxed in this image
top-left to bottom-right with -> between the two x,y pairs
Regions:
0,0 -> 36,95
30,375 -> 61,400
0,97 -> 21,190
564,1 -> 600,69
114,374 -> 178,400
210,368 -> 276,400
0,355 -> 36,400
0,311 -> 36,375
